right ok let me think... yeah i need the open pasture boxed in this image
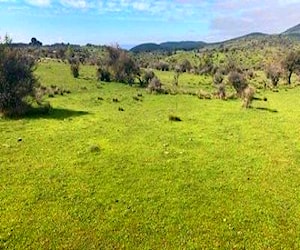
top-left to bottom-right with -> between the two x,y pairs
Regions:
1,61 -> 300,249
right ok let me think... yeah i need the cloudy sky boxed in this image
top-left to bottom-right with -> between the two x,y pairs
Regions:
0,0 -> 300,47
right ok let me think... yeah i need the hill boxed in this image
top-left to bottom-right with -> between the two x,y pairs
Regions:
130,41 -> 206,53
283,23 -> 300,35
131,23 -> 300,53
282,23 -> 300,40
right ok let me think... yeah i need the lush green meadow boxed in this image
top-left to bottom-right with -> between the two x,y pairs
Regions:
1,61 -> 300,249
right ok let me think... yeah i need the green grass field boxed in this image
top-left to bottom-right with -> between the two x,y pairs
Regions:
1,61 -> 300,249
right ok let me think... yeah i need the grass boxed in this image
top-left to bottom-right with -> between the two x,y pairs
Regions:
1,61 -> 300,249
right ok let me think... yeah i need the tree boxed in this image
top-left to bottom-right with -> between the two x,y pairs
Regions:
265,63 -> 282,87
282,51 -> 300,85
198,52 -> 214,75
30,37 -> 42,46
228,71 -> 247,97
0,46 -> 38,116
179,59 -> 192,72
103,45 -> 140,84
3,33 -> 12,44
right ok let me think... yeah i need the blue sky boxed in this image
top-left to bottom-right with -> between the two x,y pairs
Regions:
0,0 -> 300,47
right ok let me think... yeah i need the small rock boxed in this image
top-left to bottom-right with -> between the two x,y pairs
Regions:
89,145 -> 101,153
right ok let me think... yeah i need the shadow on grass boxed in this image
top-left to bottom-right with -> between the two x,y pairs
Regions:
253,107 -> 278,113
23,107 -> 90,120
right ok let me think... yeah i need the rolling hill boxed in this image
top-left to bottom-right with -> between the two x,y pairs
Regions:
283,23 -> 300,35
130,41 -> 207,53
282,23 -> 300,39
130,23 -> 300,53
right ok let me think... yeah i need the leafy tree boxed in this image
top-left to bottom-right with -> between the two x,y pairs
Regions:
0,46 -> 38,116
30,37 -> 42,46
104,45 -> 140,84
198,52 -> 214,75
179,59 -> 192,72
282,50 -> 300,85
228,71 -> 247,96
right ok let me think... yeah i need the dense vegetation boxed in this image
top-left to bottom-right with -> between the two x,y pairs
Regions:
0,45 -> 39,116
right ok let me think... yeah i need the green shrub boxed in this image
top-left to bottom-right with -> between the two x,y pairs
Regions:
97,67 -> 111,82
213,71 -> 226,99
228,71 -> 247,96
105,46 -> 140,84
140,69 -> 155,87
265,63 -> 282,87
70,61 -> 80,78
0,46 -> 38,116
147,76 -> 164,93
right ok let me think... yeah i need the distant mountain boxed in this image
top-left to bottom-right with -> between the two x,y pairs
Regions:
130,43 -> 162,52
160,41 -> 207,51
283,23 -> 300,35
282,23 -> 300,39
131,23 -> 300,53
130,41 -> 206,53
130,34 -> 270,53
210,32 -> 269,46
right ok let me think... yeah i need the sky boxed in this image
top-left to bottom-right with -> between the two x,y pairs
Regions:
0,0 -> 300,48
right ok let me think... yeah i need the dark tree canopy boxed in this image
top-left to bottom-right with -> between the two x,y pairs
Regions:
0,46 -> 38,116
228,71 -> 248,96
30,37 -> 42,46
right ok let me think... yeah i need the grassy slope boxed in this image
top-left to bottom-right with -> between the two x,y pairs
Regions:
1,61 -> 300,249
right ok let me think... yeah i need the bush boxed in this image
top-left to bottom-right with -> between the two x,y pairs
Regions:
213,71 -> 226,99
265,63 -> 282,87
147,76 -> 163,93
139,69 -> 155,87
0,46 -> 38,116
105,46 -> 140,84
70,61 -> 79,78
153,61 -> 169,71
282,50 -> 300,85
97,67 -> 111,82
228,71 -> 248,96
179,59 -> 192,72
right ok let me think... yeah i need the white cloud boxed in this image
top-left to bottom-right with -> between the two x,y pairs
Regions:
208,0 -> 300,41
60,0 -> 88,9
25,0 -> 51,7
132,1 -> 150,11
